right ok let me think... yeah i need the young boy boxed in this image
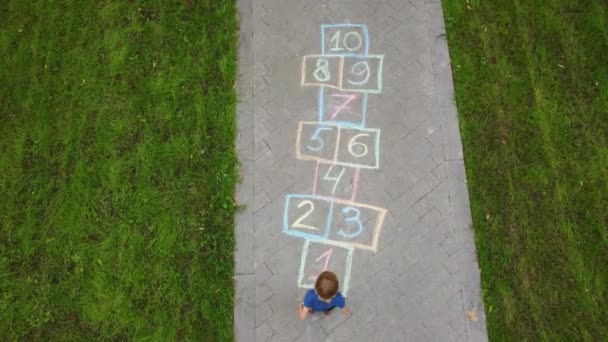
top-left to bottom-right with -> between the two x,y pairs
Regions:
298,271 -> 351,320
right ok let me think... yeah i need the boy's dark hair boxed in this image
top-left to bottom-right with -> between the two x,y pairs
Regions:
315,271 -> 339,300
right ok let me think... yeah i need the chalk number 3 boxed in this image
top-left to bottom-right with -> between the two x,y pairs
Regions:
337,206 -> 364,239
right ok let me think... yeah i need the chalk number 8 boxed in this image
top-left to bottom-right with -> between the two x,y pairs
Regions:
313,58 -> 330,82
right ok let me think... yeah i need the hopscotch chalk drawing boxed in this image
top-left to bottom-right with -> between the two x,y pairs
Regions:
283,24 -> 387,296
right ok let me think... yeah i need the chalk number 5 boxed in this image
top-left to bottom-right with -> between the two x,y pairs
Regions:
306,126 -> 334,152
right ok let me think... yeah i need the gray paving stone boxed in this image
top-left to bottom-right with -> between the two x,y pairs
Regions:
441,228 -> 462,256
442,251 -> 462,276
235,0 -> 487,340
263,171 -> 295,200
256,302 -> 274,327
266,272 -> 297,296
419,206 -> 445,229
326,319 -> 355,341
348,323 -> 382,342
423,178 -> 450,213
256,322 -> 275,342
405,324 -> 434,342
269,322 -> 303,342
319,310 -> 350,335
422,305 -> 462,337
255,282 -> 274,306
254,189 -> 272,212
235,275 -> 255,341
266,306 -> 295,335
255,261 -> 274,284
297,321 -> 328,342
254,207 -> 272,230
449,313 -> 467,337
399,302 -> 435,336
371,313 -> 408,341
342,300 -> 378,336
432,327 -> 463,342
266,289 -> 298,314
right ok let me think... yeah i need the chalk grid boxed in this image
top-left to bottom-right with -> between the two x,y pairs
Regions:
285,24 -> 387,296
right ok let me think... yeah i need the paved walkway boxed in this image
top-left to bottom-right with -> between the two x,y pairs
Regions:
234,0 -> 487,341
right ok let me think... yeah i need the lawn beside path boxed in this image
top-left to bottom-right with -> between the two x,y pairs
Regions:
0,1 -> 238,340
442,0 -> 608,340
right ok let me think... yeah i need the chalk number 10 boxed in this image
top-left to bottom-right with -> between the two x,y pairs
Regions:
329,30 -> 363,52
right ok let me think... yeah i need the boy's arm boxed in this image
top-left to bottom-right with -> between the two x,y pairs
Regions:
298,303 -> 309,320
336,293 -> 349,315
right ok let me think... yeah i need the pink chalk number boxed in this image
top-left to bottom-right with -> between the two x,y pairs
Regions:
307,248 -> 333,281
330,93 -> 358,119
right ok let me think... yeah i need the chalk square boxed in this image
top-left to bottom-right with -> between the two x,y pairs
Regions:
312,161 -> 360,201
321,24 -> 369,56
301,55 -> 343,88
318,87 -> 367,128
296,121 -> 339,162
327,199 -> 388,253
283,194 -> 333,240
297,239 -> 353,296
341,55 -> 384,94
336,126 -> 381,169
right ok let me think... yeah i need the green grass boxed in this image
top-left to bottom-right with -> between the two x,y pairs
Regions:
0,1 -> 238,340
442,0 -> 608,340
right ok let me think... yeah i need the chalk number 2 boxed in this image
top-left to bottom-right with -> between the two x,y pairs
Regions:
292,200 -> 318,230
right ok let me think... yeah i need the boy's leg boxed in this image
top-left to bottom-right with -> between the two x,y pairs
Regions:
299,304 -> 313,320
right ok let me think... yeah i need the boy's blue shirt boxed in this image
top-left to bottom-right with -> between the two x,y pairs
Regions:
303,289 -> 346,311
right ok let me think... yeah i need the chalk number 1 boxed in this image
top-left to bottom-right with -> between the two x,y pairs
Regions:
308,248 -> 333,281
